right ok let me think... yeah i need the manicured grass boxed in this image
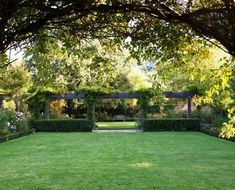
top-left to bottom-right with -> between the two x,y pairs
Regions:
96,121 -> 138,129
0,132 -> 235,189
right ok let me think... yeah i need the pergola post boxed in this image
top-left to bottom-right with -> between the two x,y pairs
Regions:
0,98 -> 3,109
86,100 -> 96,129
187,97 -> 192,118
44,102 -> 49,120
139,117 -> 144,130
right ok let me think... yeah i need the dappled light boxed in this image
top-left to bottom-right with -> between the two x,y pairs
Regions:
129,162 -> 154,169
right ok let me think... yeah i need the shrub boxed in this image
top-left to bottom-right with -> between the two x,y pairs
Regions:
0,128 -> 8,137
0,110 -> 29,136
15,112 -> 29,132
163,108 -> 186,118
198,106 -> 213,124
16,119 -> 29,132
31,119 -> 92,132
147,105 -> 161,114
143,118 -> 200,131
212,114 -> 227,128
0,110 -> 15,135
200,123 -> 220,137
49,99 -> 66,118
200,123 -> 235,143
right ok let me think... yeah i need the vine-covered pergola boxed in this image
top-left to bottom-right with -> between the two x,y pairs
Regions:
44,91 -> 194,121
0,91 -> 194,129
0,92 -> 194,120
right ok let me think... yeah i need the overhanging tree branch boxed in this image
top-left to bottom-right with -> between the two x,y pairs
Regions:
0,1 -> 234,56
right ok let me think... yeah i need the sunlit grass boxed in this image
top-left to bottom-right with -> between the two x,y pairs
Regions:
0,132 -> 235,190
96,121 -> 138,129
130,162 -> 154,168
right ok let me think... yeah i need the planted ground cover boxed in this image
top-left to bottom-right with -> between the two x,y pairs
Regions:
0,132 -> 235,190
96,121 -> 138,130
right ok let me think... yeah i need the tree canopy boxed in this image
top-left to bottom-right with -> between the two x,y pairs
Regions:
0,0 -> 234,59
25,37 -> 152,92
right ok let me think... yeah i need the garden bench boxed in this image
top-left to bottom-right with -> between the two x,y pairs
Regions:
113,115 -> 125,121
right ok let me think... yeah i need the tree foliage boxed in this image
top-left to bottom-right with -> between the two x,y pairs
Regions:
25,35 -> 152,92
0,0 -> 234,58
0,63 -> 32,111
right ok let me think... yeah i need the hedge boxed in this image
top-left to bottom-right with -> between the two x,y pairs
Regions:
0,129 -> 35,143
200,123 -> 235,142
143,118 -> 200,131
31,119 -> 92,132
200,123 -> 220,137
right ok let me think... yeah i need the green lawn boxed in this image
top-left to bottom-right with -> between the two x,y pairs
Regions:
0,132 -> 235,190
96,121 -> 138,129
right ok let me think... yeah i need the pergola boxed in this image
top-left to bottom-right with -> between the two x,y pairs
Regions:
44,91 -> 194,120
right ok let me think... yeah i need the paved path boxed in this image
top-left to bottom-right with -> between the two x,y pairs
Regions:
92,129 -> 143,133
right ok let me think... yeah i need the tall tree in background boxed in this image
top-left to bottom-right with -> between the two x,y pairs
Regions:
25,34 -> 152,92
0,63 -> 32,111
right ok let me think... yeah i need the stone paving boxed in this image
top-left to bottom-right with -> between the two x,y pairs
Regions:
92,129 -> 143,133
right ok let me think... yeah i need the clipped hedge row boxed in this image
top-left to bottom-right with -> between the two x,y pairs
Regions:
200,123 -> 220,137
200,123 -> 235,142
143,118 -> 200,131
31,119 -> 92,132
0,129 -> 35,143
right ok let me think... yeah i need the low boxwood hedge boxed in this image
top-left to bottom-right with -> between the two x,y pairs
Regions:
0,129 -> 35,143
200,123 -> 235,142
143,118 -> 200,131
31,119 -> 92,132
200,123 -> 220,137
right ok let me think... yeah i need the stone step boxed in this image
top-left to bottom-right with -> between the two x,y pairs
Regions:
92,129 -> 143,133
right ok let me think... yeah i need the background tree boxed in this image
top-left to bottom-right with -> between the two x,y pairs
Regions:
25,35 -> 152,92
0,62 -> 32,111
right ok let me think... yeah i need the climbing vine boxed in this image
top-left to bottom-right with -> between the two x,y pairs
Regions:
27,88 -> 57,119
76,86 -> 117,129
135,88 -> 160,120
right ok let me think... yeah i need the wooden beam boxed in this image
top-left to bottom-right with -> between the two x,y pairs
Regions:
101,93 -> 139,99
49,92 -> 194,100
163,92 -> 194,98
49,92 -> 140,100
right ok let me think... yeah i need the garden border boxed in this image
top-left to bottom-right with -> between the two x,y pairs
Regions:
200,123 -> 235,142
0,129 -> 35,143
